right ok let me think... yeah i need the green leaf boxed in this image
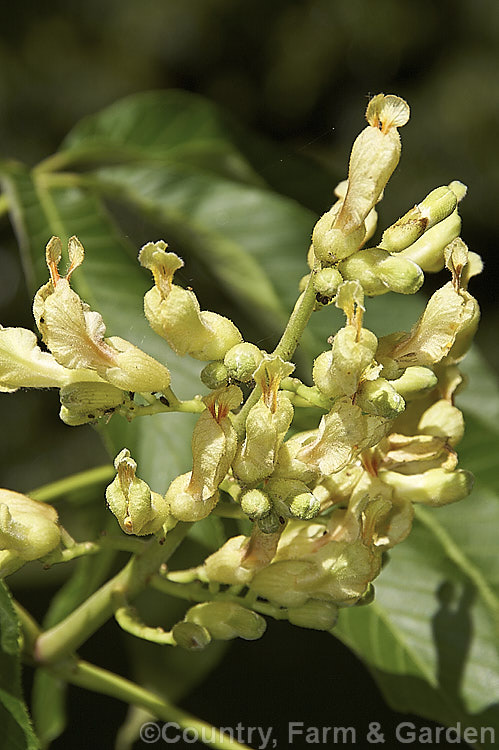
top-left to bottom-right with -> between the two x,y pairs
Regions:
0,582 -> 40,750
334,348 -> 499,743
58,90 -> 334,213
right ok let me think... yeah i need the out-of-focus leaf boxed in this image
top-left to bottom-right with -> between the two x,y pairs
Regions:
0,581 -> 40,750
59,90 -> 335,213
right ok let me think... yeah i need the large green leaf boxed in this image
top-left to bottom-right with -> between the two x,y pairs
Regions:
58,89 -> 334,213
0,581 -> 40,750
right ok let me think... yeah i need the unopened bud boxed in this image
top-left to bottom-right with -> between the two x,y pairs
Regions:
240,488 -> 272,520
59,381 -> 126,425
267,478 -> 320,521
313,267 -> 343,304
164,473 -> 219,522
200,361 -> 229,390
184,602 -> 267,641
382,187 -> 457,253
287,600 -> 339,630
250,559 -> 321,608
224,343 -> 263,383
0,490 -> 60,561
379,467 -> 473,506
390,366 -> 437,400
375,255 -> 424,295
172,621 -> 211,650
398,211 -> 461,272
106,449 -> 170,534
356,377 -> 405,419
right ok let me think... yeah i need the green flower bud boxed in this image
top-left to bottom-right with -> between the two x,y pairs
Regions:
240,488 -> 272,520
355,377 -> 405,419
381,186 -> 458,253
266,478 -> 320,521
250,560 -> 321,608
164,473 -> 219,523
312,220 -> 366,265
287,600 -> 339,631
375,255 -> 424,295
313,326 -> 378,399
188,385 -> 241,502
273,432 -> 321,484
389,366 -> 438,400
379,467 -> 474,506
172,621 -> 211,650
200,361 -> 229,390
232,393 -> 293,484
418,399 -> 464,447
59,381 -> 126,425
224,343 -> 263,383
339,248 -> 389,296
398,211 -> 461,272
0,490 -> 61,561
140,242 -> 242,361
185,602 -> 267,641
313,267 -> 343,304
288,492 -> 321,521
106,449 -> 170,535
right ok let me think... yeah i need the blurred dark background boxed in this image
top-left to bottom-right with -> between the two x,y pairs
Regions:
1,1 -> 497,747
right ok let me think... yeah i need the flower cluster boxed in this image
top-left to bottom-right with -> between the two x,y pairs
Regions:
0,94 -> 480,642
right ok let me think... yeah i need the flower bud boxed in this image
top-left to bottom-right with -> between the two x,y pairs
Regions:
250,560 -> 321,608
312,219 -> 366,265
184,602 -> 267,641
139,242 -> 242,360
381,186 -> 458,253
106,449 -> 170,535
266,478 -> 320,521
339,248 -> 390,296
240,488 -> 272,520
224,343 -> 263,383
172,621 -> 211,650
313,267 -> 343,304
375,255 -> 424,295
355,377 -> 405,419
313,326 -> 378,399
59,381 -> 126,425
189,385 -> 241,501
232,393 -> 293,484
398,211 -> 461,272
379,467 -> 474,506
164,473 -> 219,522
389,366 -> 438,400
0,490 -> 61,561
417,400 -> 464,447
200,361 -> 229,390
287,600 -> 339,630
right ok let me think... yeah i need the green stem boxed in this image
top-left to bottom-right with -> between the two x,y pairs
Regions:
16,601 -> 248,750
273,270 -> 317,361
233,272 -> 317,437
115,604 -> 176,645
29,464 -> 114,502
51,658 -> 252,750
34,523 -> 191,663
